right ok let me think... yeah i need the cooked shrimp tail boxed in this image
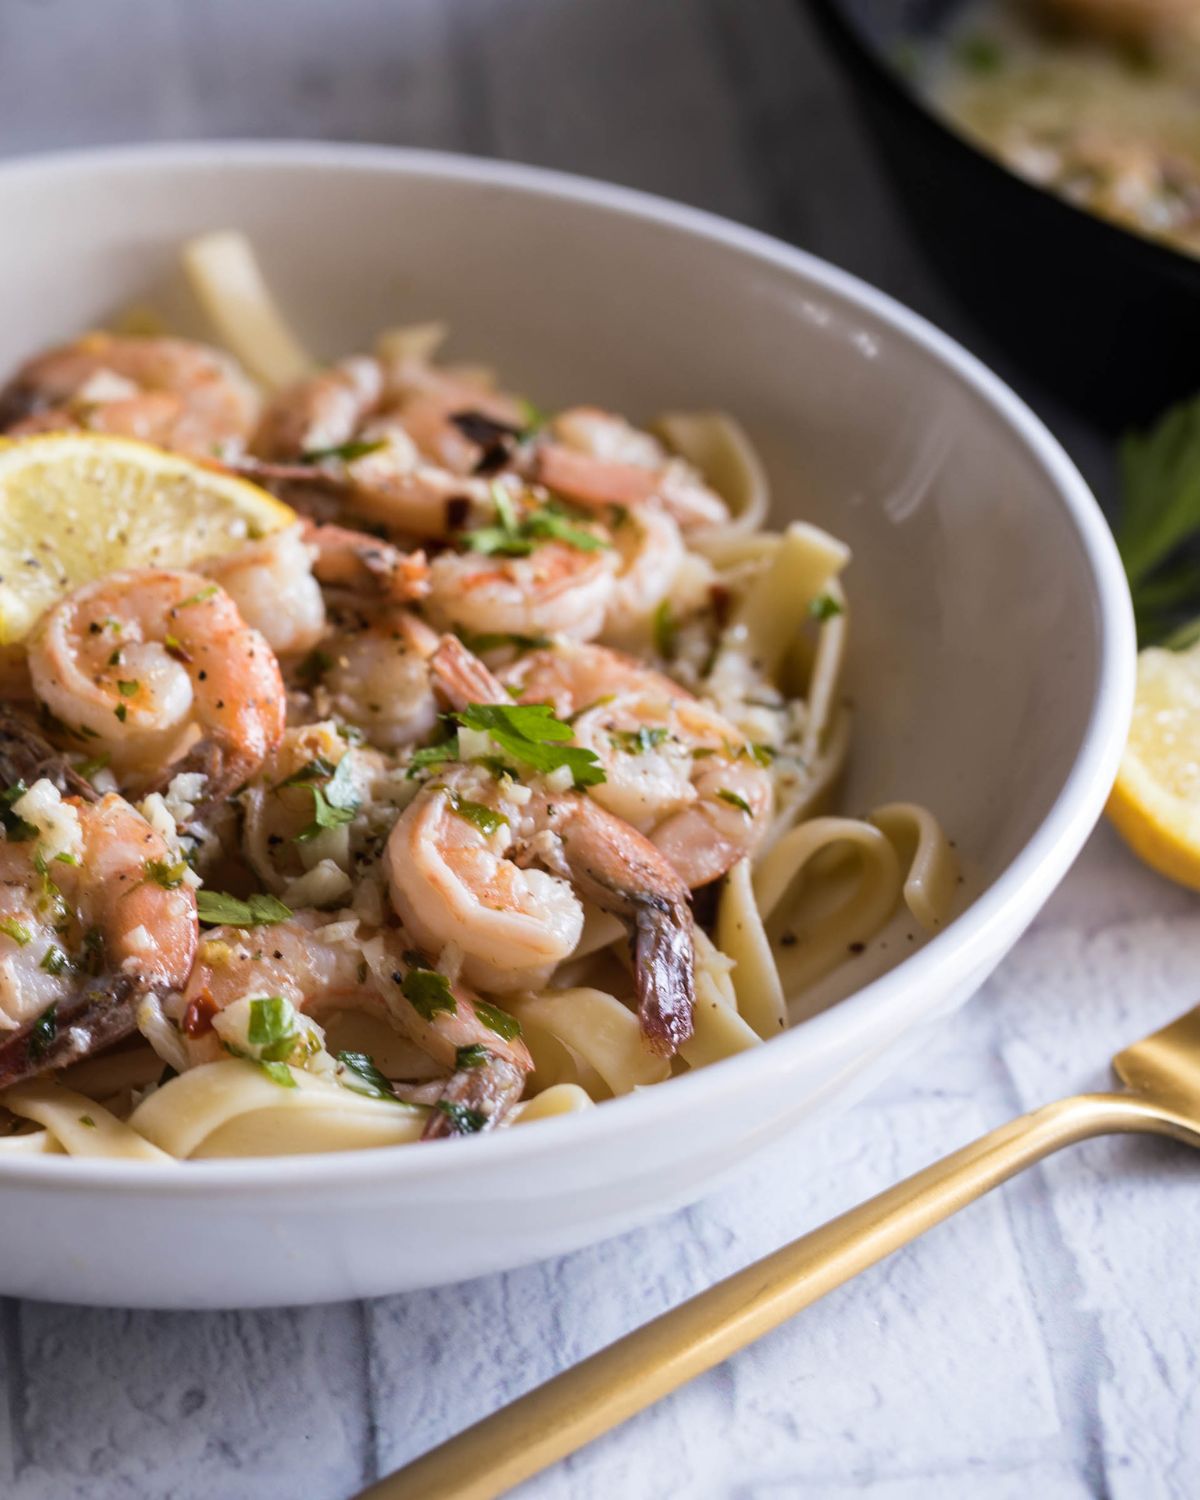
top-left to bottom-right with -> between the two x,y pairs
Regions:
428,632 -> 508,709
545,794 -> 695,1055
0,972 -> 139,1088
422,1051 -> 526,1140
0,711 -> 97,802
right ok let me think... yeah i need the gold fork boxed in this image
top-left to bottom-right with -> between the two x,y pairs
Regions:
357,1006 -> 1200,1500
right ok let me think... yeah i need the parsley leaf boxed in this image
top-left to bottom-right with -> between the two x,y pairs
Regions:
715,788 -> 753,816
405,737 -> 460,778
610,726 -> 669,755
448,794 -> 508,836
454,1043 -> 490,1069
144,858 -> 187,889
436,1100 -> 488,1134
454,703 -> 605,788
401,966 -> 457,1021
257,1059 -> 297,1088
472,1000 -> 522,1042
247,995 -> 297,1060
283,754 -> 361,842
27,1003 -> 57,1060
464,486 -> 609,557
39,944 -> 70,975
196,890 -> 292,927
809,593 -> 843,621
1118,395 -> 1200,644
652,599 -> 678,659
302,438 -> 388,465
0,917 -> 31,947
336,1050 -> 406,1104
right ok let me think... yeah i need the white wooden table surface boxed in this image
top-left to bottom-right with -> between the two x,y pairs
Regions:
1,3 -> 1195,1497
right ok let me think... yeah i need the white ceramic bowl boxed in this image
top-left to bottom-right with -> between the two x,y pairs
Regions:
0,143 -> 1134,1309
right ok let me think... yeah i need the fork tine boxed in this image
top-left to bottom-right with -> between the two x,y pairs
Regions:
1112,1005 -> 1200,1108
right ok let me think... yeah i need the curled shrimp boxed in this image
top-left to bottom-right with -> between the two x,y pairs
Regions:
504,642 -> 773,887
317,607 -> 441,750
28,569 -> 286,798
602,505 -> 685,644
391,636 -> 696,1055
0,332 -> 260,458
425,534 -> 618,644
174,914 -> 531,1135
533,407 -> 729,530
0,782 -> 198,1085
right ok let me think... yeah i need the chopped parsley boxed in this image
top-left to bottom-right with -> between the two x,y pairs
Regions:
457,629 -> 552,655
472,1000 -> 522,1042
406,737 -> 460,778
0,782 -> 37,842
39,944 -> 69,975
464,485 -> 609,557
436,1099 -> 488,1134
196,890 -> 292,927
610,726 -> 669,755
302,438 -> 388,465
247,995 -> 299,1060
809,593 -> 843,621
144,858 -> 187,890
0,917 -> 31,947
256,1059 -> 297,1088
78,1114 -> 96,1129
337,1050 -> 403,1103
447,794 -> 508,836
743,742 -> 776,768
715,788 -> 753,816
177,584 -> 218,608
401,965 -> 457,1021
27,1003 -> 57,1060
454,1043 -> 490,1070
114,704 -> 127,723
454,703 -> 605,788
279,754 -> 361,841
163,634 -> 191,664
652,599 -> 678,659
76,751 -> 111,779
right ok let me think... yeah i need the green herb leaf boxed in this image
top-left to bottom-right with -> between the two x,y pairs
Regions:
448,794 -> 508,836
454,1043 -> 490,1069
406,737 -> 460,778
715,787 -> 753,816
144,857 -> 187,890
653,599 -> 678,659
472,1000 -> 522,1042
808,593 -> 843,621
177,584 -> 219,608
39,944 -> 69,975
610,726 -> 669,755
302,438 -> 388,466
27,1003 -> 56,1060
743,742 -> 776,768
463,486 -> 608,558
78,1114 -> 96,1128
436,1099 -> 488,1134
0,917 -> 31,947
0,781 -> 37,842
289,754 -> 361,842
76,751 -> 111,778
457,629 -> 551,655
257,1059 -> 297,1088
1118,396 -> 1200,645
336,1050 -> 404,1103
454,703 -> 605,788
196,890 -> 293,927
116,678 -> 139,697
401,966 -> 457,1021
114,704 -> 127,723
247,995 -> 296,1060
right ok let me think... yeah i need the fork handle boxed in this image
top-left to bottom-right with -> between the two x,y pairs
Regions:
358,1091 -> 1169,1500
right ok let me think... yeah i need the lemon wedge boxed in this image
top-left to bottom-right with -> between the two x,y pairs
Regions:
0,433 -> 294,645
1108,640 -> 1200,889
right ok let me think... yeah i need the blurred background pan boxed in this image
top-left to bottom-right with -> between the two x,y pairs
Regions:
810,0 -> 1200,430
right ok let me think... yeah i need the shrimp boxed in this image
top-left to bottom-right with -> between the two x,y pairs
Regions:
533,407 -> 729,530
425,537 -> 618,644
392,636 -> 696,1054
0,333 -> 260,458
175,914 -> 532,1135
0,784 -> 198,1085
504,642 -> 773,887
602,505 -> 685,643
202,523 -> 328,658
27,570 -> 286,798
319,608 -> 441,750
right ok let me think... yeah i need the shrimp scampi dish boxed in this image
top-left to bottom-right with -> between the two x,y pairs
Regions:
0,234 -> 957,1161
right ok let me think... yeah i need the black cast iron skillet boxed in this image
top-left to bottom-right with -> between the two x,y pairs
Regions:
809,0 -> 1200,429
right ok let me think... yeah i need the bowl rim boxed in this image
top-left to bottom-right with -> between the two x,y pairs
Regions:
807,0 -> 1200,288
0,139 -> 1136,1193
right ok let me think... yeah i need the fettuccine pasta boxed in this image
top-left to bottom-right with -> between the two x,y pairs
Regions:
0,234 -> 957,1160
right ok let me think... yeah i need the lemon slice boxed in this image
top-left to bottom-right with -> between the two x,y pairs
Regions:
0,433 -> 294,645
1108,640 -> 1200,889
